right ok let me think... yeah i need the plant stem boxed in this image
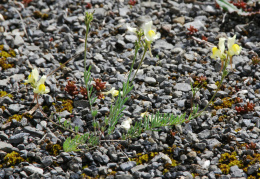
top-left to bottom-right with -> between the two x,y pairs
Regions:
131,44 -> 148,83
84,24 -> 90,77
83,13 -> 98,133
189,58 -> 229,120
127,43 -> 140,83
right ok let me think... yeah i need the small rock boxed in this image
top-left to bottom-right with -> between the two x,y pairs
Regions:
154,40 -> 174,50
9,133 -> 30,144
120,161 -> 136,171
151,152 -> 172,164
0,141 -> 13,152
23,165 -> 43,175
144,77 -> 156,84
41,156 -> 53,167
14,35 -> 24,46
173,17 -> 185,25
8,104 -> 25,114
187,151 -> 197,158
207,84 -> 218,90
206,139 -> 221,150
174,83 -> 191,92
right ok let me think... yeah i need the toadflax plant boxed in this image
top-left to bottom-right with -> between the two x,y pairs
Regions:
189,34 -> 242,120
25,67 -> 49,105
62,12 -> 242,152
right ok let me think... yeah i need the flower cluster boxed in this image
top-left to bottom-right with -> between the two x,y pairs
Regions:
126,20 -> 160,57
25,68 -> 49,94
211,35 -> 242,71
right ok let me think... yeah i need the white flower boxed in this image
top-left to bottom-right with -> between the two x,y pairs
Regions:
126,24 -> 137,33
121,118 -> 132,131
227,35 -> 242,57
33,75 -> 50,94
25,68 -> 39,88
141,21 -> 160,42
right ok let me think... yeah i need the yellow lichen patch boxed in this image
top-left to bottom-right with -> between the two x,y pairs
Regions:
247,176 -> 256,179
219,164 -> 230,174
193,80 -> 207,89
8,50 -> 16,57
46,143 -> 62,156
8,114 -> 23,122
218,115 -> 227,122
6,113 -> 32,123
164,158 -> 178,168
0,151 -> 25,168
130,152 -> 159,165
33,11 -> 49,20
0,47 -> 16,70
107,170 -> 117,176
214,97 -> 234,110
163,169 -> 169,174
0,58 -> 14,69
0,91 -> 13,98
218,151 -> 260,175
54,99 -> 74,113
0,106 -> 5,111
235,128 -> 241,132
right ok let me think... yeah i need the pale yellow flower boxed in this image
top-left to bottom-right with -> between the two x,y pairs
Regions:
141,21 -> 160,42
33,75 -> 49,94
227,35 -> 242,57
25,68 -> 39,88
211,38 -> 226,60
102,87 -> 119,97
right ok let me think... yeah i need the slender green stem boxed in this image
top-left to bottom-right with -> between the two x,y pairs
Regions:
189,57 -> 230,120
127,44 -> 140,83
84,14 -> 97,133
131,44 -> 148,83
84,25 -> 90,76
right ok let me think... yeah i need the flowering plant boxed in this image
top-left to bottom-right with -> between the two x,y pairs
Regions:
25,68 -> 49,95
211,35 -> 241,71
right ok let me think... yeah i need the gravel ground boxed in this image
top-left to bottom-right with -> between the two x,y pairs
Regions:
0,0 -> 260,178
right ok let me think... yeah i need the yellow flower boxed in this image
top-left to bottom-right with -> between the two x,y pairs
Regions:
227,35 -> 242,57
33,75 -> 49,94
211,38 -> 226,60
102,87 -> 119,97
141,21 -> 160,42
25,68 -> 39,88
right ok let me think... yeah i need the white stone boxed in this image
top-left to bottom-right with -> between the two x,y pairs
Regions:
24,165 -> 43,175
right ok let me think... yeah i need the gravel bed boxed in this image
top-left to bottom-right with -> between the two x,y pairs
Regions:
0,0 -> 260,179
